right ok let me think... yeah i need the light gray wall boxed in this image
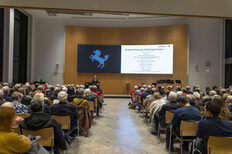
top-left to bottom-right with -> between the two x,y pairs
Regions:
31,17 -> 224,89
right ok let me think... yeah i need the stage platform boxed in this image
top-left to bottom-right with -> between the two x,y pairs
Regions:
104,94 -> 130,98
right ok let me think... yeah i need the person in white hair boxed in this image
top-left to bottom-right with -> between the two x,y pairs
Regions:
76,85 -> 80,89
0,89 -> 5,106
62,87 -> 68,92
154,91 -> 181,134
32,92 -> 51,114
176,91 -> 183,96
50,91 -> 79,134
193,92 -> 202,106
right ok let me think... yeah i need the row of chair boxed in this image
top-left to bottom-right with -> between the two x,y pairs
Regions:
139,101 -> 232,154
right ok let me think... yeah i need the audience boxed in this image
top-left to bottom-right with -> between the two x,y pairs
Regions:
2,86 -> 12,102
158,91 -> 181,130
166,95 -> 201,152
0,89 -> 5,106
50,91 -> 80,136
12,91 -> 29,113
19,100 -> 67,154
195,100 -> 232,154
72,88 -> 90,110
149,92 -> 166,133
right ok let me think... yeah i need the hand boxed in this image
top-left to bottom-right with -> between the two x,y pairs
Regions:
20,135 -> 32,144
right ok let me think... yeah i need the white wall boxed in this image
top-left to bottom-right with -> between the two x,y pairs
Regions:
31,17 -> 224,89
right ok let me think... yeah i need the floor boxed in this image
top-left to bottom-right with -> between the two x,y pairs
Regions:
64,98 -> 182,154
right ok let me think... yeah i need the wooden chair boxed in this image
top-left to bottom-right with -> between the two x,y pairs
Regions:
51,115 -> 79,136
208,136 -> 232,154
87,100 -> 96,118
200,106 -> 204,112
20,127 -> 54,153
146,101 -> 152,112
174,121 -> 198,154
158,111 -> 174,136
16,113 -> 30,118
31,84 -> 35,90
200,111 -> 205,117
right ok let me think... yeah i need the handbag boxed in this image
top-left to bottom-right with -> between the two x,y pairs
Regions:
24,135 -> 50,154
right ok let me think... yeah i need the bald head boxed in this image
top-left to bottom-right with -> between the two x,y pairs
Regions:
1,102 -> 14,108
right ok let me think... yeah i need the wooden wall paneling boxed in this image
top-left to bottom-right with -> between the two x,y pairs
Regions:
65,25 -> 188,94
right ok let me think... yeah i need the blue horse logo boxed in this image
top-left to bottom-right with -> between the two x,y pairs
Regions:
89,50 -> 109,68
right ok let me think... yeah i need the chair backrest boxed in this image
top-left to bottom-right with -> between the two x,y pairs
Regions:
16,113 -> 30,118
165,111 -> 174,124
31,84 -> 35,90
200,111 -> 205,117
87,101 -> 95,111
51,115 -> 70,130
180,121 -> 198,136
200,106 -> 204,111
208,136 -> 232,154
20,127 -> 54,147
146,101 -> 152,111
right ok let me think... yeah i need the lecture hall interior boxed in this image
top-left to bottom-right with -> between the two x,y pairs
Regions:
0,0 -> 232,154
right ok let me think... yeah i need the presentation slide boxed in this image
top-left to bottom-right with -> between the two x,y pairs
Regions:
121,44 -> 173,74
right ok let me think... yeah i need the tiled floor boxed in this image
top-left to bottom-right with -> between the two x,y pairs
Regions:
63,98 -> 182,154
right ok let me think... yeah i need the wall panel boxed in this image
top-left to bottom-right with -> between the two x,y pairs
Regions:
65,25 -> 188,94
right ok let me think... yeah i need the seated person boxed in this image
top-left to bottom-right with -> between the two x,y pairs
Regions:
193,92 -> 202,106
0,89 -> 5,106
143,88 -> 156,109
141,85 -> 152,105
166,95 -> 201,152
50,91 -> 80,134
18,87 -> 32,106
67,86 -> 76,103
1,102 -> 24,124
2,86 -> 12,102
19,100 -> 67,153
84,88 -> 96,101
213,96 -> 231,120
0,107 -> 31,153
158,91 -> 181,129
32,92 -> 51,114
149,92 -> 166,132
12,91 -> 29,113
187,94 -> 200,110
195,100 -> 232,154
225,95 -> 232,112
72,88 -> 90,110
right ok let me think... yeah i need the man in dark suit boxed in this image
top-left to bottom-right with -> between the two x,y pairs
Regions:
50,91 -> 80,135
91,75 -> 99,85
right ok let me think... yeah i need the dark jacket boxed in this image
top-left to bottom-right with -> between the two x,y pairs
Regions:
158,101 -> 181,127
4,94 -> 12,102
19,112 -> 67,150
50,101 -> 79,130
